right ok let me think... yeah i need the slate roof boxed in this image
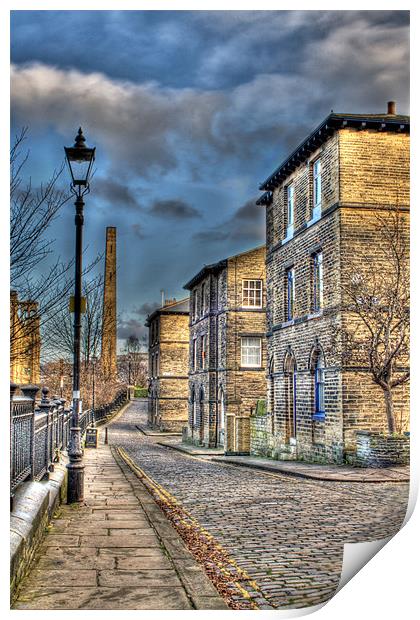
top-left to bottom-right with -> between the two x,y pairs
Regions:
258,111 -> 410,196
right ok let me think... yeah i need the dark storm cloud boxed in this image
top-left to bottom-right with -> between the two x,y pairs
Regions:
95,178 -> 140,210
131,223 -> 146,240
148,199 -> 201,220
117,317 -> 147,341
10,11 -> 409,352
11,11 -> 409,91
11,8 -> 409,182
194,198 -> 265,244
135,301 -> 160,316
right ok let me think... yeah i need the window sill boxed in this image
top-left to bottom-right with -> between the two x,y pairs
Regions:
281,229 -> 294,245
307,310 -> 323,320
307,208 -> 321,227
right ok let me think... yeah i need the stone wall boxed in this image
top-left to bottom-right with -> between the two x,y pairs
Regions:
147,306 -> 189,432
250,413 -> 270,457
187,246 -> 267,453
10,460 -> 68,600
264,124 -> 410,464
355,431 -> 410,467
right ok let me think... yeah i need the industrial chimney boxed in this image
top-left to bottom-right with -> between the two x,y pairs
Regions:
387,101 -> 396,115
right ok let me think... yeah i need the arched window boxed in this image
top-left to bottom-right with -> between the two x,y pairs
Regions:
218,385 -> 225,446
283,349 -> 297,440
199,387 -> 205,442
314,356 -> 325,419
191,389 -> 197,427
309,343 -> 325,420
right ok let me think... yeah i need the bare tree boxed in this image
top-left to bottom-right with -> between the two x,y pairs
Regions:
338,207 -> 409,434
42,274 -> 127,407
118,335 -> 148,386
43,275 -> 106,364
10,128 -> 70,286
10,128 -> 100,372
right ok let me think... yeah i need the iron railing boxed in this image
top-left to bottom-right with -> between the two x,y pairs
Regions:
10,384 -> 128,495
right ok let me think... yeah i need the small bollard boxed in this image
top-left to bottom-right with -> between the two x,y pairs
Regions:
104,427 -> 108,445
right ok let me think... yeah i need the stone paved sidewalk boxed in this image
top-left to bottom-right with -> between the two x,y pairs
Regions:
159,438 -> 409,483
12,442 -> 227,610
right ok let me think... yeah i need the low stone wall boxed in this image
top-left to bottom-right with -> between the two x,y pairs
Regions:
250,414 -> 270,457
10,459 -> 68,600
356,431 -> 410,467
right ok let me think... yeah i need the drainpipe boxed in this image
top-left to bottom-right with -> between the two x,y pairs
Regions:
214,272 -> 219,448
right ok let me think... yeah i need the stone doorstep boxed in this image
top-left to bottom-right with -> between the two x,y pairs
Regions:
136,424 -> 182,437
158,440 -> 225,457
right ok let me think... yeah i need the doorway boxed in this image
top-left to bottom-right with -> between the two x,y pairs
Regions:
218,387 -> 225,447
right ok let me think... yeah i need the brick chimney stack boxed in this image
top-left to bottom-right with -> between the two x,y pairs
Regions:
101,227 -> 117,379
387,101 -> 396,115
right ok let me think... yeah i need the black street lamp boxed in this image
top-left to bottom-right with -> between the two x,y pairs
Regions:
64,128 -> 95,503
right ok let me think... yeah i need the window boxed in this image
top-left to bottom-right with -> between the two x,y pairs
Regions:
241,337 -> 262,367
286,183 -> 294,235
314,356 -> 325,419
242,280 -> 263,308
192,338 -> 197,370
193,290 -> 198,320
201,283 -> 206,316
201,334 -> 207,368
313,159 -> 321,216
155,353 -> 159,377
313,251 -> 323,311
286,267 -> 295,321
191,391 -> 197,426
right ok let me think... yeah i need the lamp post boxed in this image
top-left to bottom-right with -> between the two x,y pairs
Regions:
92,356 -> 97,414
59,357 -> 64,398
64,128 -> 95,503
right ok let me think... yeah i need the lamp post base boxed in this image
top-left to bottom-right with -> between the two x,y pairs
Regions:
66,461 -> 85,503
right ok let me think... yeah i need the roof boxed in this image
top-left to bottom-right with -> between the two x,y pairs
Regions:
258,111 -> 410,194
145,297 -> 190,326
183,259 -> 227,290
183,244 -> 266,290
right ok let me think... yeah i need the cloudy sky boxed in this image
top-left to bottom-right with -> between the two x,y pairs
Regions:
10,10 -> 409,348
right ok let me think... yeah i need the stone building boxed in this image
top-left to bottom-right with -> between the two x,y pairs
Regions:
101,226 -> 117,379
146,298 -> 189,431
10,291 -> 41,385
184,245 -> 266,453
257,102 -> 409,464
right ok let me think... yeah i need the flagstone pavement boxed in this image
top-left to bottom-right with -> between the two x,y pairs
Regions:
12,444 -> 227,610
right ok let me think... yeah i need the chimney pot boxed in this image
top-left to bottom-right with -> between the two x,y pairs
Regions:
387,101 -> 396,115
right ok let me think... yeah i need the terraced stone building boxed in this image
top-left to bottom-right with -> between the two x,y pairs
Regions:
184,246 -> 266,453
10,291 -> 40,385
257,102 -> 410,464
146,298 -> 189,431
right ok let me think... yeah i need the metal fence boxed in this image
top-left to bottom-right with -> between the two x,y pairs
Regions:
10,384 -> 128,495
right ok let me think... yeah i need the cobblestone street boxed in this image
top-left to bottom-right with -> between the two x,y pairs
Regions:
108,399 -> 410,609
